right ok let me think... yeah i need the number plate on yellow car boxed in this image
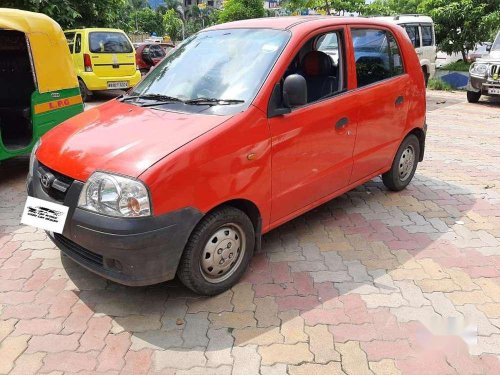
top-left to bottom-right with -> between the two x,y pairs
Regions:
107,81 -> 128,89
488,88 -> 500,95
21,196 -> 69,234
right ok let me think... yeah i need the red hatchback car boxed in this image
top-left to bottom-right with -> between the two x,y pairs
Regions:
135,42 -> 174,75
27,17 -> 426,295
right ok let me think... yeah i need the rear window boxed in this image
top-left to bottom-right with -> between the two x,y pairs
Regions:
89,32 -> 133,53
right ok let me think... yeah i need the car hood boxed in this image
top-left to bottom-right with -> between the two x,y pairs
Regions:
478,50 -> 500,62
37,100 -> 231,182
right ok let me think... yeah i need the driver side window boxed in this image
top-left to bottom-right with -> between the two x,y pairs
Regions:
283,30 -> 345,105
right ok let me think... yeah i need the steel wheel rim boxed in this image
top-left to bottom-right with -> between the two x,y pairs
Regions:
200,223 -> 246,283
398,144 -> 415,182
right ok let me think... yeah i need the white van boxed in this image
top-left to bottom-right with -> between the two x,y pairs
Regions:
378,15 -> 437,85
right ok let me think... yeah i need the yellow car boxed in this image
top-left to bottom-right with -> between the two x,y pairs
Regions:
64,28 -> 141,101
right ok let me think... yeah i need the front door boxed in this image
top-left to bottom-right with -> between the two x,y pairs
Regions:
349,27 -> 410,183
269,29 -> 357,223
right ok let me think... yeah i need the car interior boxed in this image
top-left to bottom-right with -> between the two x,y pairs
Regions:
282,31 -> 345,104
0,30 -> 35,150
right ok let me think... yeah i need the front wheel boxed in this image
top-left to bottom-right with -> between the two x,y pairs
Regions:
466,90 -> 481,103
177,206 -> 255,295
382,134 -> 420,191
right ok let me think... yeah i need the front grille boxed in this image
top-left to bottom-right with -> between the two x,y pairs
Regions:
37,162 -> 74,202
54,233 -> 104,267
490,64 -> 500,80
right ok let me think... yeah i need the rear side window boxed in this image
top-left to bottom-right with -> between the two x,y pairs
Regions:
149,44 -> 166,58
75,34 -> 82,54
89,32 -> 133,53
65,32 -> 75,53
421,25 -> 434,47
404,25 -> 420,48
352,28 -> 404,87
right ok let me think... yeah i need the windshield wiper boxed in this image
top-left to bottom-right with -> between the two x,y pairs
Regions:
120,94 -> 184,106
184,98 -> 245,106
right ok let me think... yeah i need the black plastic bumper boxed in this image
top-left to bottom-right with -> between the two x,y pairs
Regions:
27,161 -> 203,286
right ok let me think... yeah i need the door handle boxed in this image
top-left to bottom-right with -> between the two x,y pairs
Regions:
335,117 -> 349,130
395,96 -> 404,106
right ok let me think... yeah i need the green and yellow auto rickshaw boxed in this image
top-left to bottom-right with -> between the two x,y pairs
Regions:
0,8 -> 83,161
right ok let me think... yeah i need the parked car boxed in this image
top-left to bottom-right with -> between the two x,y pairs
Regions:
64,28 -> 141,101
467,42 -> 492,63
27,17 -> 426,295
0,9 -> 83,162
378,14 -> 437,85
135,42 -> 174,75
467,31 -> 500,103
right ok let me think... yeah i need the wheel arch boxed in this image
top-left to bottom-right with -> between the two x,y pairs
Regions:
203,198 -> 263,252
407,127 -> 425,162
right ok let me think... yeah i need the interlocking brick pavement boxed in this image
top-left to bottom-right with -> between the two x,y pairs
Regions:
1,91 -> 500,374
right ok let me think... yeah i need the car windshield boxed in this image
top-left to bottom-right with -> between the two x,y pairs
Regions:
129,28 -> 290,113
89,32 -> 133,53
492,33 -> 500,51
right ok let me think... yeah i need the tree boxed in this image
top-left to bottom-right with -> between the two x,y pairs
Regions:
132,7 -> 165,35
218,0 -> 265,23
163,9 -> 184,42
418,0 -> 500,59
361,0 -> 421,16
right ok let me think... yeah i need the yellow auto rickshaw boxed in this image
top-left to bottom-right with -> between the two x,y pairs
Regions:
0,8 -> 83,161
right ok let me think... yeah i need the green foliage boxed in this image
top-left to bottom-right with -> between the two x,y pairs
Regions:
418,0 -> 500,58
163,9 -> 184,42
284,0 -> 364,15
440,60 -> 471,72
218,0 -> 265,23
427,78 -> 454,91
362,0 -> 422,16
132,7 -> 165,35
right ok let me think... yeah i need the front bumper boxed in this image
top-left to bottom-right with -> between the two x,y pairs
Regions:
27,160 -> 202,286
467,75 -> 500,95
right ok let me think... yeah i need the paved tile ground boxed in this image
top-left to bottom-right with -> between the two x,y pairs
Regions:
1,90 -> 500,374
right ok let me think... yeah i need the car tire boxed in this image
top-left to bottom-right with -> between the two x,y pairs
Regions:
177,206 -> 255,295
78,79 -> 91,102
466,90 -> 481,103
382,134 -> 420,192
422,68 -> 429,87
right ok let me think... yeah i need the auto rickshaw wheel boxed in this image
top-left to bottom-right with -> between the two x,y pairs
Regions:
78,79 -> 91,102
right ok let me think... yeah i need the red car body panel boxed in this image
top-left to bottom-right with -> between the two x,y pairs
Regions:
37,16 -> 426,234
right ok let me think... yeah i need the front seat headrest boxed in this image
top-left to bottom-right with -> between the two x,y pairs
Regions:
302,51 -> 332,76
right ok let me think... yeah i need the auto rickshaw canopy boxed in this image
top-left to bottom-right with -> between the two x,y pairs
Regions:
0,8 -> 78,93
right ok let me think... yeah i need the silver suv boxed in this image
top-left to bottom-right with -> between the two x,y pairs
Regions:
467,31 -> 500,103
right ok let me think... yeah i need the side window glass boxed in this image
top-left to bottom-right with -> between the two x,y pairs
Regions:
75,34 -> 82,54
404,25 -> 420,48
281,30 -> 344,105
388,33 -> 404,75
352,29 -> 404,87
421,25 -> 433,47
352,29 -> 391,87
65,32 -> 75,54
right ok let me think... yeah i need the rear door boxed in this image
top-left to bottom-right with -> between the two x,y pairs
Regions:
87,31 -> 136,80
349,27 -> 410,183
420,24 -> 437,75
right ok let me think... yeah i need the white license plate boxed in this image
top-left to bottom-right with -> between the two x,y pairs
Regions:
107,81 -> 128,89
488,88 -> 500,95
21,196 -> 69,234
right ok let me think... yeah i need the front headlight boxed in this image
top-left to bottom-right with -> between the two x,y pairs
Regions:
78,172 -> 151,217
470,63 -> 488,77
29,139 -> 41,176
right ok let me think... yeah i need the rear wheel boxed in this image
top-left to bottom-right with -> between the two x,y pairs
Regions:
466,90 -> 481,103
382,134 -> 420,191
78,79 -> 91,102
177,206 -> 255,295
422,67 -> 429,87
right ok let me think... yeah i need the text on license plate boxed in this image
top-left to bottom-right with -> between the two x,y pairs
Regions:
108,81 -> 128,89
21,196 -> 69,234
488,88 -> 500,95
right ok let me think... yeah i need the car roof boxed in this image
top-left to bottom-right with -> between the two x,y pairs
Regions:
64,28 -> 127,33
205,16 -> 398,32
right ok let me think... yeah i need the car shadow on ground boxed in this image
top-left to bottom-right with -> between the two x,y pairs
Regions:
61,171 -> 476,352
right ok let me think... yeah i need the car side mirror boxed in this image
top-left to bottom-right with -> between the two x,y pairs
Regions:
486,44 -> 491,52
283,74 -> 307,108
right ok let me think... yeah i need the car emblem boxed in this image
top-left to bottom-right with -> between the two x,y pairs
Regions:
40,172 -> 54,189
494,73 -> 499,81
